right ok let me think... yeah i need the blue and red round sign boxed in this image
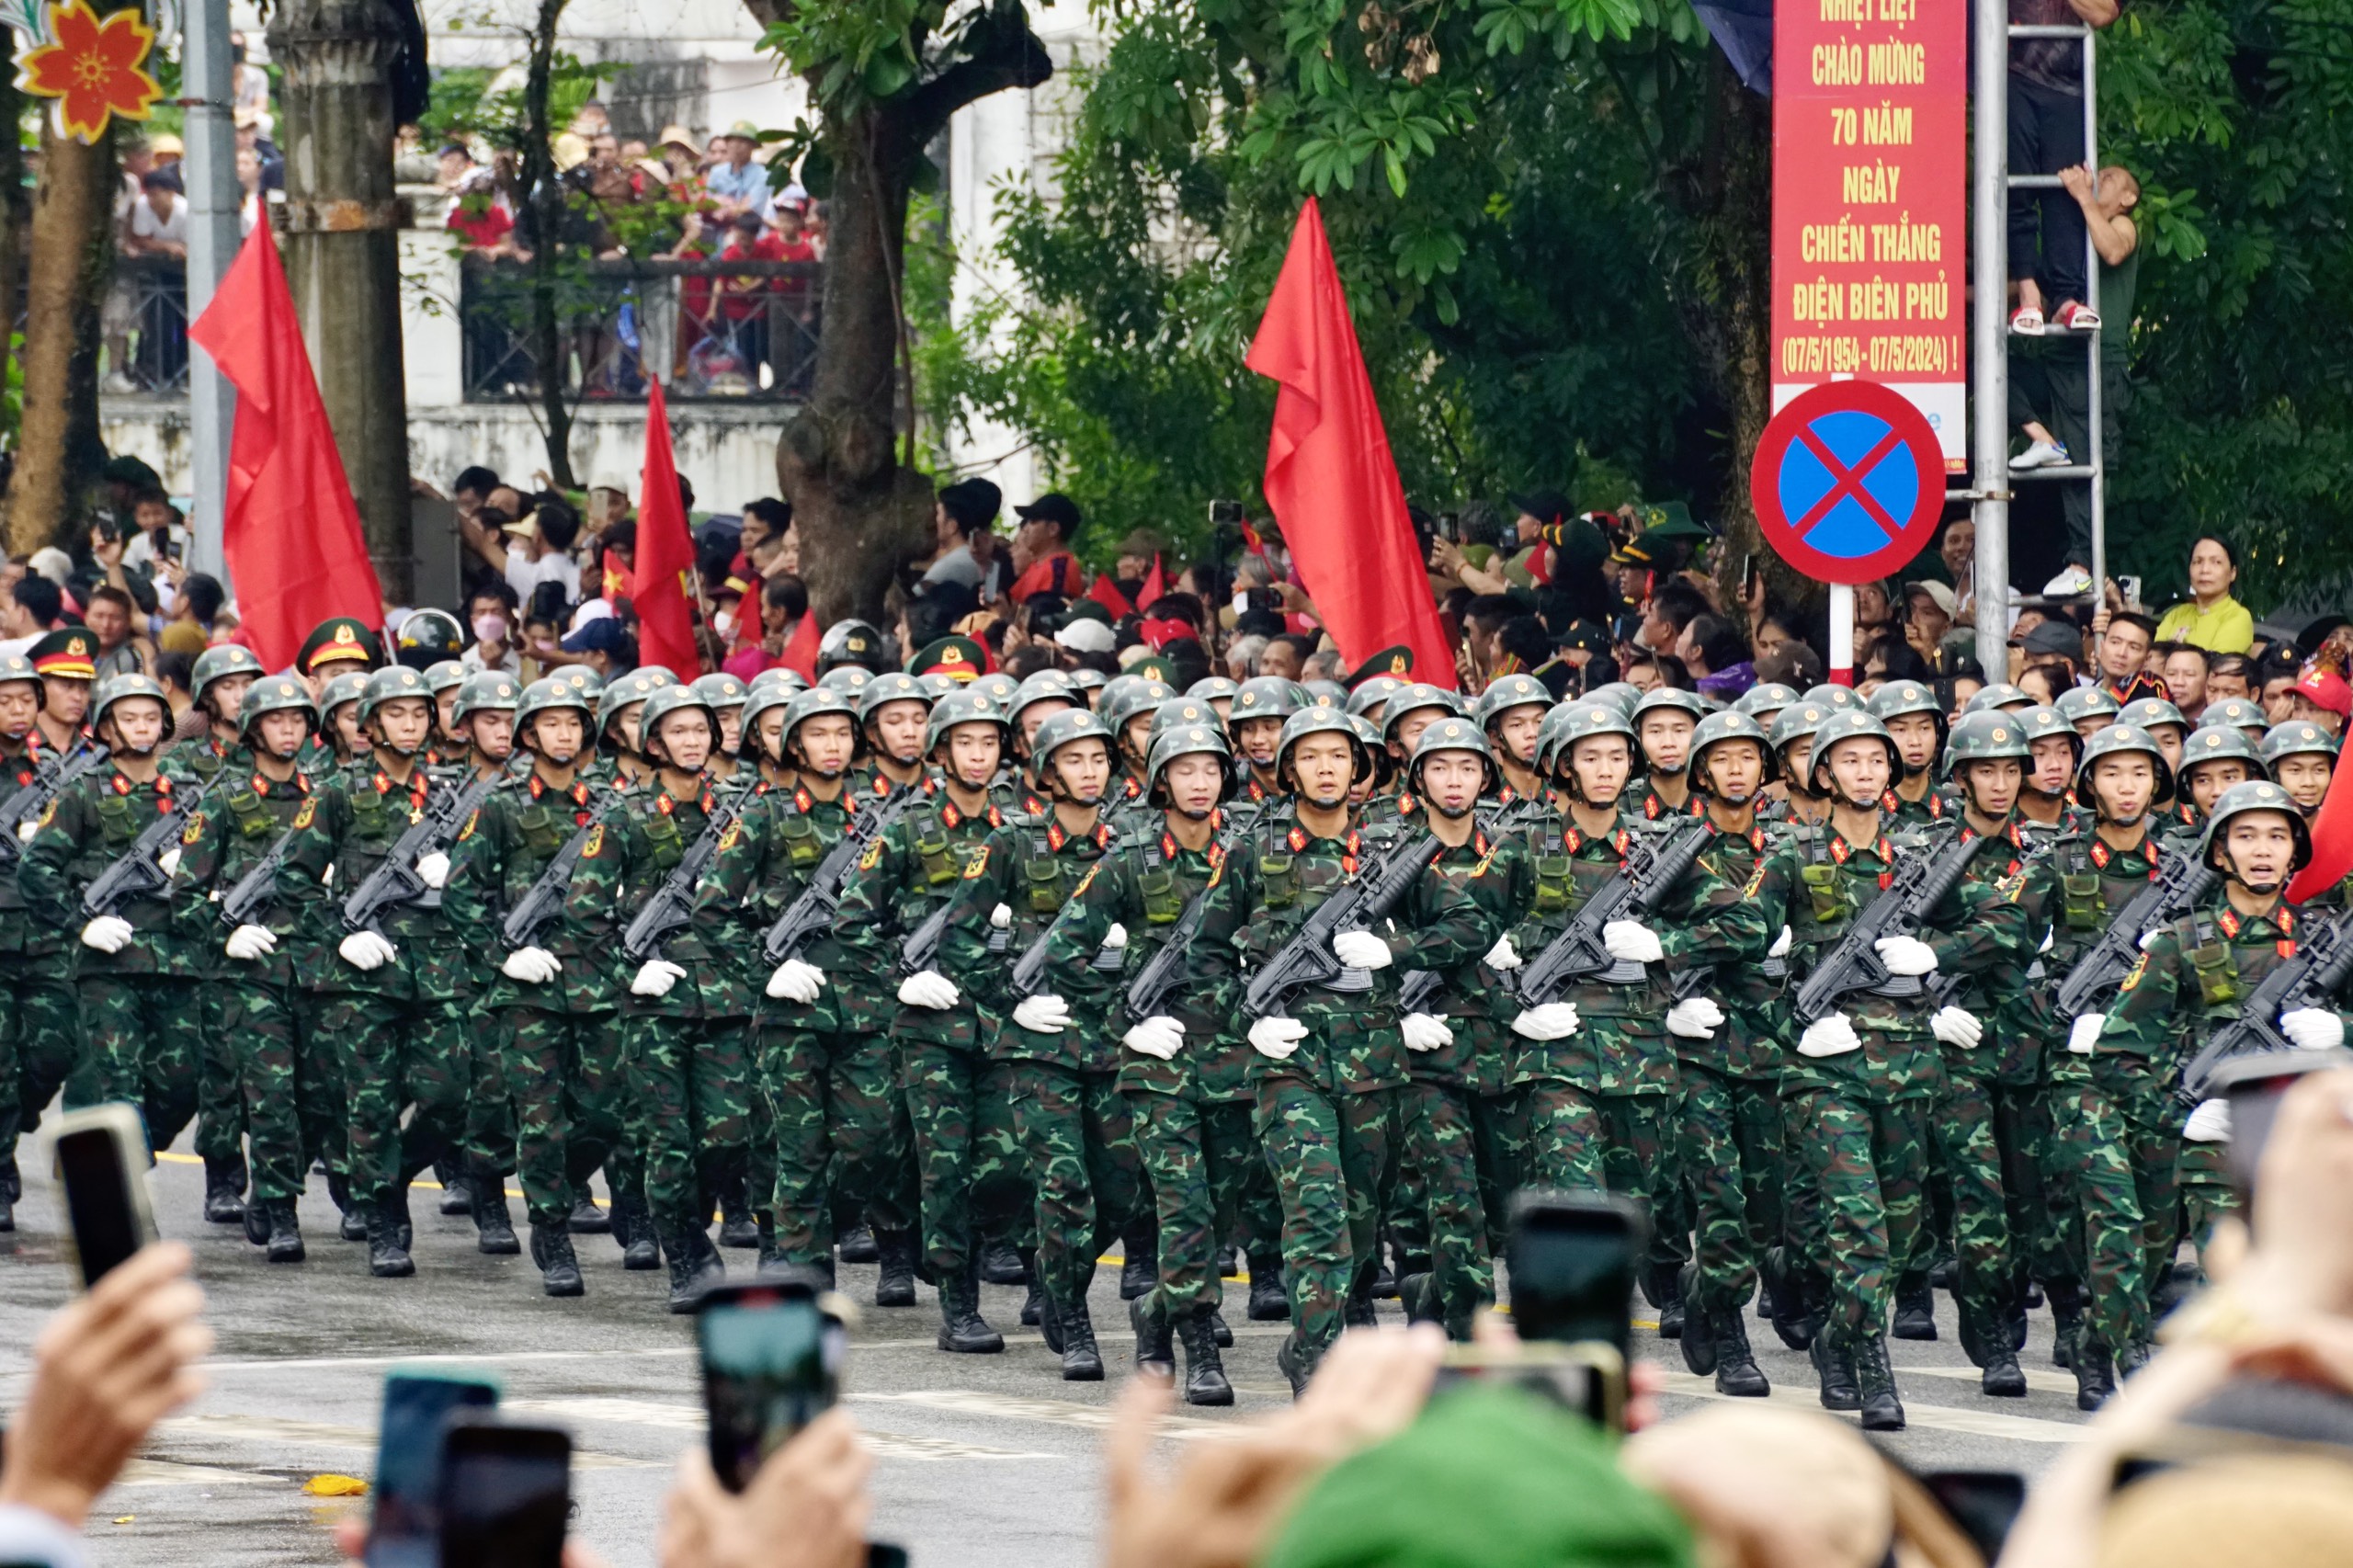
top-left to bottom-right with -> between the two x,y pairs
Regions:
1749,381 -> 1944,586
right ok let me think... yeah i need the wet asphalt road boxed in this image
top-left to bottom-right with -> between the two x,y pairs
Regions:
1,1112 -> 2099,1567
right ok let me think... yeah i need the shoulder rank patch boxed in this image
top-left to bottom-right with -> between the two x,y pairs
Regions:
458,809 -> 480,843
1741,859 -> 1768,900
1070,862 -> 1100,902
719,818 -> 744,852
858,837 -> 883,871
290,797 -> 317,832
963,845 -> 990,879
1995,869 -> 2028,903
581,824 -> 607,860
180,811 -> 207,846
2119,953 -> 2147,993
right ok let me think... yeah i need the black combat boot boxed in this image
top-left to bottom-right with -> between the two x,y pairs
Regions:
664,1228 -> 723,1313
472,1174 -> 521,1256
530,1223 -> 585,1298
1677,1266 -> 1714,1375
1120,1228 -> 1157,1301
1216,1242 -> 1238,1278
982,1239 -> 1028,1285
1247,1254 -> 1290,1321
717,1174 -> 760,1249
265,1201 -> 305,1264
1928,1253 -> 1959,1290
1713,1310 -> 1769,1396
1179,1308 -> 1233,1406
1398,1272 -> 1439,1326
385,1185 -> 415,1254
1208,1308 -> 1233,1347
1130,1292 -> 1175,1371
203,1155 -> 246,1223
937,1264 -> 1005,1354
1649,1261 -> 1686,1339
755,1216 -> 785,1273
569,1187 -> 610,1234
1959,1300 -> 2028,1395
0,1188 -> 12,1233
365,1205 -> 415,1278
2117,1337 -> 2153,1379
1754,1270 -> 1774,1322
1981,1343 -> 2028,1397
1892,1277 -> 1938,1340
1764,1247 -> 1818,1351
2073,1335 -> 2117,1410
2050,1285 -> 2084,1369
614,1194 -> 661,1270
1343,1279 -> 1378,1329
244,1192 -> 273,1247
873,1229 -> 917,1308
328,1172 -> 367,1241
838,1222 -> 878,1263
437,1160 -> 472,1214
1018,1248 -> 1046,1327
1854,1332 -> 1905,1431
1810,1326 -> 1859,1411
1276,1334 -> 1312,1398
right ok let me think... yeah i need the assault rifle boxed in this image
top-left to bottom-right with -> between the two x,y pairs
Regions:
341,773 -> 502,934
762,790 -> 914,964
1790,824 -> 1988,1026
1513,816 -> 1711,1009
82,771 -> 221,918
220,824 -> 301,928
2176,906 -> 2353,1108
1242,830 -> 1438,1021
621,788 -> 747,962
898,901 -> 953,977
1,742 -> 108,868
2052,855 -> 2218,1017
500,797 -> 620,951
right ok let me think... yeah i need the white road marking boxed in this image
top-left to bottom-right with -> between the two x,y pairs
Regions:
1654,1369 -> 2086,1443
853,1389 -> 1239,1440
1898,1361 -> 2082,1398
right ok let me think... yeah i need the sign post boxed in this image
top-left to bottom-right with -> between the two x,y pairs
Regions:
1749,381 -> 1947,686
1772,0 -> 1967,473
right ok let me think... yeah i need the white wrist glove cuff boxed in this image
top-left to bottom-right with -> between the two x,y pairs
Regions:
1665,997 -> 1725,1040
1602,920 -> 1664,965
767,958 -> 824,1003
1873,934 -> 1939,976
1013,994 -> 1072,1033
2066,1013 -> 2106,1056
1331,930 -> 1393,971
1798,1013 -> 1862,1058
1401,1013 -> 1453,1052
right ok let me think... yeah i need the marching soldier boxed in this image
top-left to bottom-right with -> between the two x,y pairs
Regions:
444,678 -> 635,1296
1765,699 -> 1838,828
587,669 -> 676,787
1764,710 -> 2025,1430
188,646 -> 267,767
1097,678 -> 1175,806
1229,676 -> 1304,802
574,684 -> 755,1309
2178,724 -> 2266,818
450,673 -> 521,781
1732,683 -> 1799,733
692,673 -> 752,784
0,652 -> 85,1233
2015,704 -> 2086,835
175,675 -> 320,1261
2261,721 -> 2336,827
425,662 -> 469,765
835,687 -> 1027,1353
1868,680 -> 1950,825
1630,688 -> 1706,820
318,672 -> 373,767
1183,707 -> 1491,1393
850,673 -> 934,801
1473,675 -> 1552,806
273,666 -> 480,1278
941,710 -> 1148,1381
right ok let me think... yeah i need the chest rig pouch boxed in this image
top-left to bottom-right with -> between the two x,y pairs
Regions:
94,790 -> 138,846
643,807 -> 687,872
779,808 -> 822,869
517,802 -> 567,858
914,810 -> 959,887
226,787 -> 276,840
2183,914 -> 2240,1011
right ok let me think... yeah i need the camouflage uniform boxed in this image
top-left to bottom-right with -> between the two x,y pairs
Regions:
168,738 -> 254,1187
0,734 -> 85,1207
941,808 -> 1146,1329
19,764 -> 206,1146
1185,811 -> 1491,1372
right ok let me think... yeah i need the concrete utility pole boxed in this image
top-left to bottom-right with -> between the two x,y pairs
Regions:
267,0 -> 413,603
181,0 -> 239,584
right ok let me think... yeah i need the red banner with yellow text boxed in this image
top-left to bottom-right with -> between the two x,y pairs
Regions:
1772,0 -> 1967,472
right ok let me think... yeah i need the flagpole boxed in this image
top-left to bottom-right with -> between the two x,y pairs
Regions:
181,0 -> 240,584
1827,583 -> 1855,687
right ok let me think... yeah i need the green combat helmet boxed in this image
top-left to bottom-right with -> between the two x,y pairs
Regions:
635,683 -> 719,766
1940,709 -> 2033,779
596,667 -> 677,740
1145,722 -> 1236,806
424,660 -> 467,698
1768,699 -> 1838,769
2053,687 -> 2120,728
1689,710 -> 1778,790
1733,683 -> 1801,720
1029,708 -> 1117,777
189,644 -> 267,709
1587,681 -> 1643,717
1149,697 -> 1223,743
856,672 -> 934,727
1381,683 -> 1469,744
2259,720 -> 2341,767
90,672 -> 170,732
2074,722 -> 2173,806
2118,697 -> 2188,739
926,687 -> 1013,755
1232,676 -> 1309,726
1187,676 -> 1240,703
515,677 -> 594,752
236,676 -> 316,743
1274,707 -> 1373,787
817,666 -> 875,699
357,665 -> 435,725
1631,687 -> 1709,725
452,671 -> 522,728
1962,684 -> 2034,715
1804,709 -> 1899,787
1345,676 -> 1408,720
1408,716 -> 1498,795
1097,678 -> 1178,743
2200,697 -> 2267,735
779,687 -> 860,759
1539,699 -> 1637,777
2199,779 -> 2311,874
2178,723 -> 2268,782
1473,674 -> 1552,728
317,671 -> 370,727
1867,678 -> 1942,726
1799,683 -> 1863,712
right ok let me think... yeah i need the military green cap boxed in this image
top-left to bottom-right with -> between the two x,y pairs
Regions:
296,616 -> 379,675
780,687 -> 859,755
1148,697 -> 1222,741
1125,654 -> 1180,686
1303,680 -> 1348,707
28,627 -> 99,681
970,672 -> 1021,708
1346,676 -> 1407,720
1631,687 -> 1708,726
1274,707 -> 1371,783
1409,715 -> 1495,771
1587,681 -> 1643,716
515,676 -> 594,741
748,667 -> 807,699
907,635 -> 989,683
1098,678 -> 1176,739
1344,645 -> 1415,689
0,652 -> 39,691
2015,703 -> 2080,756
817,665 -> 874,698
637,683 -> 718,761
595,666 -> 676,736
1627,498 -> 1711,544
1767,699 -> 1836,758
2201,697 -> 2267,734
1798,683 -> 1862,712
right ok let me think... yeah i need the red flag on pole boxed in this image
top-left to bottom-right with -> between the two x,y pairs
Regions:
776,610 -> 821,682
1141,553 -> 1166,608
632,379 -> 701,676
186,216 -> 382,671
1244,199 -> 1453,687
2288,754 -> 2353,903
1086,574 -> 1134,619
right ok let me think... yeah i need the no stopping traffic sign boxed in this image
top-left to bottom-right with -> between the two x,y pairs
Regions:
1749,381 -> 1945,586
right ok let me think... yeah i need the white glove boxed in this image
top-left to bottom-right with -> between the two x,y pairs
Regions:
1602,920 -> 1664,965
156,846 -> 182,879
2067,1013 -> 2106,1056
989,903 -> 1012,930
767,958 -> 824,1003
1401,1013 -> 1454,1052
415,851 -> 451,891
338,929 -> 398,971
1124,1015 -> 1185,1060
2281,1006 -> 2347,1052
897,969 -> 960,1010
1665,997 -> 1725,1040
223,923 -> 278,961
2037,926 -> 2054,953
1483,935 -> 1522,971
1798,1013 -> 1863,1057
14,818 -> 33,843
1102,922 -> 1129,951
79,915 -> 134,954
630,958 -> 687,997
1331,930 -> 1393,971
501,946 -> 561,985
1014,994 -> 1072,1033
1509,1003 -> 1581,1041
1873,935 -> 1938,976
2182,1098 -> 2233,1143
1930,1006 -> 1984,1049
1249,1016 -> 1310,1060
2138,928 -> 2163,951
1768,925 -> 1791,959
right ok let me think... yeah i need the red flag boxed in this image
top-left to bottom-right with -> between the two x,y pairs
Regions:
2288,753 -> 2353,903
776,611 -> 820,682
1086,573 -> 1134,619
1245,199 -> 1453,687
632,379 -> 700,675
186,217 -> 382,670
1141,553 -> 1165,608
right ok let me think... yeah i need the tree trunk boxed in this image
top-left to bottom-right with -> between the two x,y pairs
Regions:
6,119 -> 114,554
269,0 -> 414,602
0,37 -> 26,461
521,0 -> 576,489
768,13 -> 1051,625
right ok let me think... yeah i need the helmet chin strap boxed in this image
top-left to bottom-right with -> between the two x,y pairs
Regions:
1428,795 -> 1476,821
1172,800 -> 1214,822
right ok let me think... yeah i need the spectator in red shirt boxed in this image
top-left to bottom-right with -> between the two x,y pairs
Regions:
1006,492 -> 1087,605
